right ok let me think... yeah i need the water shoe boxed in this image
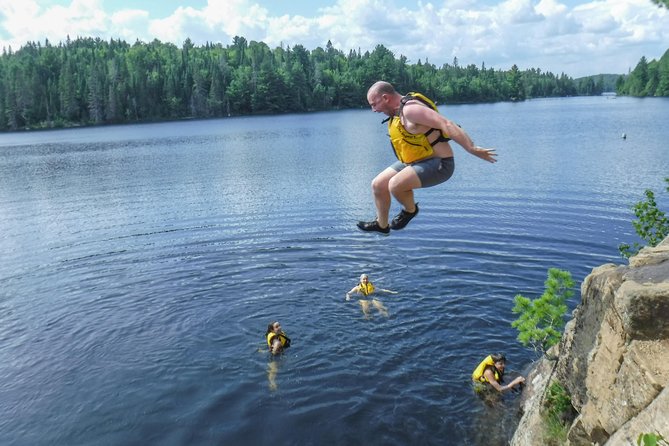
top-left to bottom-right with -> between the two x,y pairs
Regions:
356,220 -> 390,234
390,204 -> 419,230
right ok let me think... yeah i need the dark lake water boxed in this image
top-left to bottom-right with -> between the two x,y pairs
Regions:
1,96 -> 668,445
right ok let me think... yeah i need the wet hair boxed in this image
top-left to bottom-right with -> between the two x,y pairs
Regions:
360,273 -> 369,281
266,322 -> 278,335
491,353 -> 507,363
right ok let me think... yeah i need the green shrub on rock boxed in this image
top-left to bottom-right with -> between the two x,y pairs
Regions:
542,381 -> 573,445
637,432 -> 669,446
512,268 -> 574,356
619,178 -> 669,259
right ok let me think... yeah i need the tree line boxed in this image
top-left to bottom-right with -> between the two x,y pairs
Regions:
616,49 -> 669,97
0,36 -> 657,131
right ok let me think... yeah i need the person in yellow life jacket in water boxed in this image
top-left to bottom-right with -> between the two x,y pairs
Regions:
345,273 -> 397,318
358,81 -> 497,234
266,321 -> 291,356
472,353 -> 525,393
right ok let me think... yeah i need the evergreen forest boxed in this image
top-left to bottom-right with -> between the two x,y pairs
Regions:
0,36 -> 667,131
616,50 -> 669,97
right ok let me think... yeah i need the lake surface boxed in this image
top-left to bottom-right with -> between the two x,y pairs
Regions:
1,96 -> 668,445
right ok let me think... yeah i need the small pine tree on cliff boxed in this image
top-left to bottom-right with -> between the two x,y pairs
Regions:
512,268 -> 574,356
619,178 -> 669,259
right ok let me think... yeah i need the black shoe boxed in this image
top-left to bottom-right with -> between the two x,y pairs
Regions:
357,220 -> 390,234
390,204 -> 419,230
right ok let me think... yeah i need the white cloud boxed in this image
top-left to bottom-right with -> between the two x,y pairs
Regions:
535,0 -> 568,16
111,9 -> 149,26
266,15 -> 314,45
0,0 -> 667,77
149,7 -> 206,43
574,4 -> 618,33
110,9 -> 149,42
0,0 -> 107,46
495,0 -> 545,24
314,0 -> 402,51
147,1 -> 277,45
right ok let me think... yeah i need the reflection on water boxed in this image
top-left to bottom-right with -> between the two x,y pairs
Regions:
1,97 -> 668,445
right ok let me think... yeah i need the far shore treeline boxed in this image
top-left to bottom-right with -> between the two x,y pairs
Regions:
0,36 -> 667,131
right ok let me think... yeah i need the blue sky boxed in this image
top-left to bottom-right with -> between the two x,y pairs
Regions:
1,0 -> 668,78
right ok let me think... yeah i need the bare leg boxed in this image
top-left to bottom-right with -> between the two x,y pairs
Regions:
388,167 -> 421,213
371,168 -> 399,228
372,298 -> 389,317
267,361 -> 279,391
359,299 -> 371,319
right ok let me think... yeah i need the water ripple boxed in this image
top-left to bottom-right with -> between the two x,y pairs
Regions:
2,98 -> 668,445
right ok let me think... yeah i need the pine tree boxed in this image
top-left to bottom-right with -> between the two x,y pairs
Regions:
512,268 -> 574,356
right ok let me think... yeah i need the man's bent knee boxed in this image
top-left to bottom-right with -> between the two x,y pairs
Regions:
371,173 -> 393,193
388,176 -> 417,195
371,178 -> 386,195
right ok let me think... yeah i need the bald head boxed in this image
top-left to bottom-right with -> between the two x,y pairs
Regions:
367,81 -> 401,116
368,81 -> 396,97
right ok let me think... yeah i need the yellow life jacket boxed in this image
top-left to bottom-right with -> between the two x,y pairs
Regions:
358,282 -> 375,297
472,355 -> 502,383
267,331 -> 291,350
387,92 -> 451,164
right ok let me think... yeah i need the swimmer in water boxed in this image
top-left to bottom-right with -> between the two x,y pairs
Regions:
345,273 -> 397,318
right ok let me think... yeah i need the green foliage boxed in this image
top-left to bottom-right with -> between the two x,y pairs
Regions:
617,49 -> 669,96
542,381 -> 572,445
0,36 -> 613,131
638,432 -> 669,446
545,382 -> 572,417
650,0 -> 669,9
512,268 -> 574,355
574,74 -> 619,93
619,178 -> 669,258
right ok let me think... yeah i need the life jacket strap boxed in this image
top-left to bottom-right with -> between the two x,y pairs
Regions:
400,94 -> 451,145
425,127 -> 451,144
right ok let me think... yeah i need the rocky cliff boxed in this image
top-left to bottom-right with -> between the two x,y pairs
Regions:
511,238 -> 669,445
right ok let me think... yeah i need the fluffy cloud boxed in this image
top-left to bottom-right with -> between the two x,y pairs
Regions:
110,9 -> 149,42
0,0 -> 667,77
0,0 -> 107,45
